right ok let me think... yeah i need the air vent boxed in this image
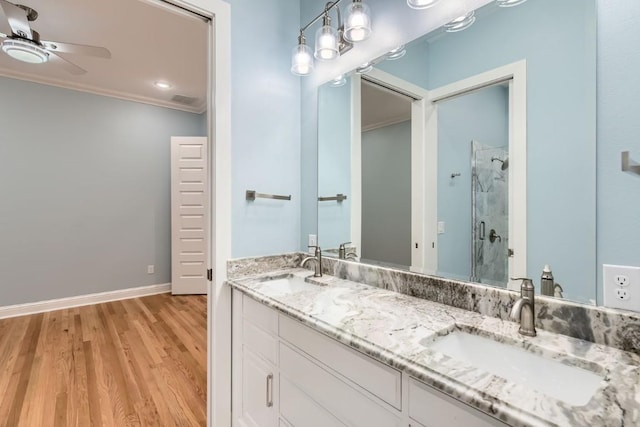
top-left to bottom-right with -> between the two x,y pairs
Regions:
171,95 -> 199,105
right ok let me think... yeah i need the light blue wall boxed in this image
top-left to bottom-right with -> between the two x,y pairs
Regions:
226,0 -> 302,258
596,1 -> 640,303
317,81 -> 351,250
437,86 -> 509,280
0,77 -> 205,306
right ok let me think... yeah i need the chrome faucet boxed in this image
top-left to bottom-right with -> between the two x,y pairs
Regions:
338,242 -> 358,260
509,278 -> 536,337
301,245 -> 323,277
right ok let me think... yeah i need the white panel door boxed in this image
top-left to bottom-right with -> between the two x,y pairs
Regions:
171,137 -> 208,295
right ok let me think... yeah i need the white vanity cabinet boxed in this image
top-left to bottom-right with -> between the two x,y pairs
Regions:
232,290 -> 508,427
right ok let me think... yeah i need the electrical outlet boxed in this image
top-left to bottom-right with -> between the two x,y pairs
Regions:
615,288 -> 630,301
615,275 -> 629,287
308,234 -> 317,253
603,264 -> 640,311
147,265 -> 155,274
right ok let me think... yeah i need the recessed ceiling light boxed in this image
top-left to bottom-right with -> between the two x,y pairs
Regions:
154,81 -> 172,90
1,39 -> 49,64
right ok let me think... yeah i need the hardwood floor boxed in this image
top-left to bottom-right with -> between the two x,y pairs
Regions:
0,294 -> 207,427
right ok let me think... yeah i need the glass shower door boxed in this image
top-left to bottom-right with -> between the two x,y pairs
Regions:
471,141 -> 508,286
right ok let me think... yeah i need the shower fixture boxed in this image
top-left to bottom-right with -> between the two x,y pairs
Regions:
492,156 -> 509,171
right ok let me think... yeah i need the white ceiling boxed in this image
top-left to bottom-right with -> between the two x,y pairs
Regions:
0,0 -> 208,113
362,79 -> 412,132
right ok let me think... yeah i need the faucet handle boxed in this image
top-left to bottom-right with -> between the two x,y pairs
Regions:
339,241 -> 352,249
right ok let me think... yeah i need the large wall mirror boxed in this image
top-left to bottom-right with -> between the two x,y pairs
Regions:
317,0 -> 597,304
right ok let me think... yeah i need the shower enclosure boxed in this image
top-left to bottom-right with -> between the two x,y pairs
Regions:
471,140 -> 508,286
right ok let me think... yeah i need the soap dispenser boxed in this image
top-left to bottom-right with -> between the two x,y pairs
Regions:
541,265 -> 554,296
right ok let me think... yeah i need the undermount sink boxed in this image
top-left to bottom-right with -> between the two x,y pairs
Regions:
421,328 -> 605,407
256,274 -> 322,295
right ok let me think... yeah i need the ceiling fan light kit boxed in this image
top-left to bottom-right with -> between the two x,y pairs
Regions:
0,0 -> 111,73
2,39 -> 49,63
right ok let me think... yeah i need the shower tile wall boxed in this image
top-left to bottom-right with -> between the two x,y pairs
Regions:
472,141 -> 508,286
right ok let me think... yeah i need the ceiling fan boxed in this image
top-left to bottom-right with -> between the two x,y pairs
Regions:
0,0 -> 110,74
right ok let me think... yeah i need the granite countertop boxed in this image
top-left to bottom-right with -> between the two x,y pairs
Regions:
228,268 -> 640,427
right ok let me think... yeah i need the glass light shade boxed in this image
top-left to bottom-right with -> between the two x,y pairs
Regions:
386,45 -> 406,60
1,39 -> 49,64
444,11 -> 476,33
291,42 -> 314,76
356,62 -> 373,74
407,0 -> 440,9
330,74 -> 347,87
315,24 -> 339,61
497,0 -> 528,7
344,1 -> 372,43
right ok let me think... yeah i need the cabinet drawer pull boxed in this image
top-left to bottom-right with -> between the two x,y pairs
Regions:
266,373 -> 274,407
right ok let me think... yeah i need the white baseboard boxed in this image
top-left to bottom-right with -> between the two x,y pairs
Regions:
0,283 -> 171,320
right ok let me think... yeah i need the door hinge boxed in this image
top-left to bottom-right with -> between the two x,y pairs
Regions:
207,268 -> 213,281
508,248 -> 514,257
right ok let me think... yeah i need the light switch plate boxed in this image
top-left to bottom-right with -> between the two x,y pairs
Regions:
603,264 -> 640,312
308,234 -> 317,253
437,221 -> 445,234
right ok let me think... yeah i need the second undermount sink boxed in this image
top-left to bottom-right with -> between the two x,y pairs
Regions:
256,274 -> 322,295
421,328 -> 605,407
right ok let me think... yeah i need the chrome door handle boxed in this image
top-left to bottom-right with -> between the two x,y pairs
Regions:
266,373 -> 274,407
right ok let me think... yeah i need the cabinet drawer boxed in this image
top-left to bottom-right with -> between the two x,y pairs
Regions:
408,378 -> 508,427
280,377 -> 346,427
243,319 -> 278,366
280,343 -> 401,427
279,314 -> 402,409
243,294 -> 278,335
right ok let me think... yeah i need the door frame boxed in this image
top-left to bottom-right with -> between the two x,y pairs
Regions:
426,60 -> 527,289
167,0 -> 232,426
351,69 -> 429,272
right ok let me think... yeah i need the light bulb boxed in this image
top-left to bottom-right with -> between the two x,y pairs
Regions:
407,0 -> 440,10
315,17 -> 339,61
291,36 -> 314,76
344,1 -> 372,43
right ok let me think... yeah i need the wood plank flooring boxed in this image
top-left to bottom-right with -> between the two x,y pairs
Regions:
0,294 -> 207,427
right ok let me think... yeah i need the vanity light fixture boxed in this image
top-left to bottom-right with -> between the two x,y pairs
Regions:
153,81 -> 172,90
315,13 -> 340,61
444,11 -> 476,32
407,0 -> 440,10
344,0 -> 372,42
386,45 -> 406,60
292,0 -> 372,76
291,32 -> 314,76
496,0 -> 528,7
1,39 -> 48,64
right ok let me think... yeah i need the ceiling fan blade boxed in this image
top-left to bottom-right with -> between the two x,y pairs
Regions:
0,0 -> 31,39
48,51 -> 86,75
41,40 -> 111,59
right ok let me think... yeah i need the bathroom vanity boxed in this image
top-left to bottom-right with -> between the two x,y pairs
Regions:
228,256 -> 640,427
